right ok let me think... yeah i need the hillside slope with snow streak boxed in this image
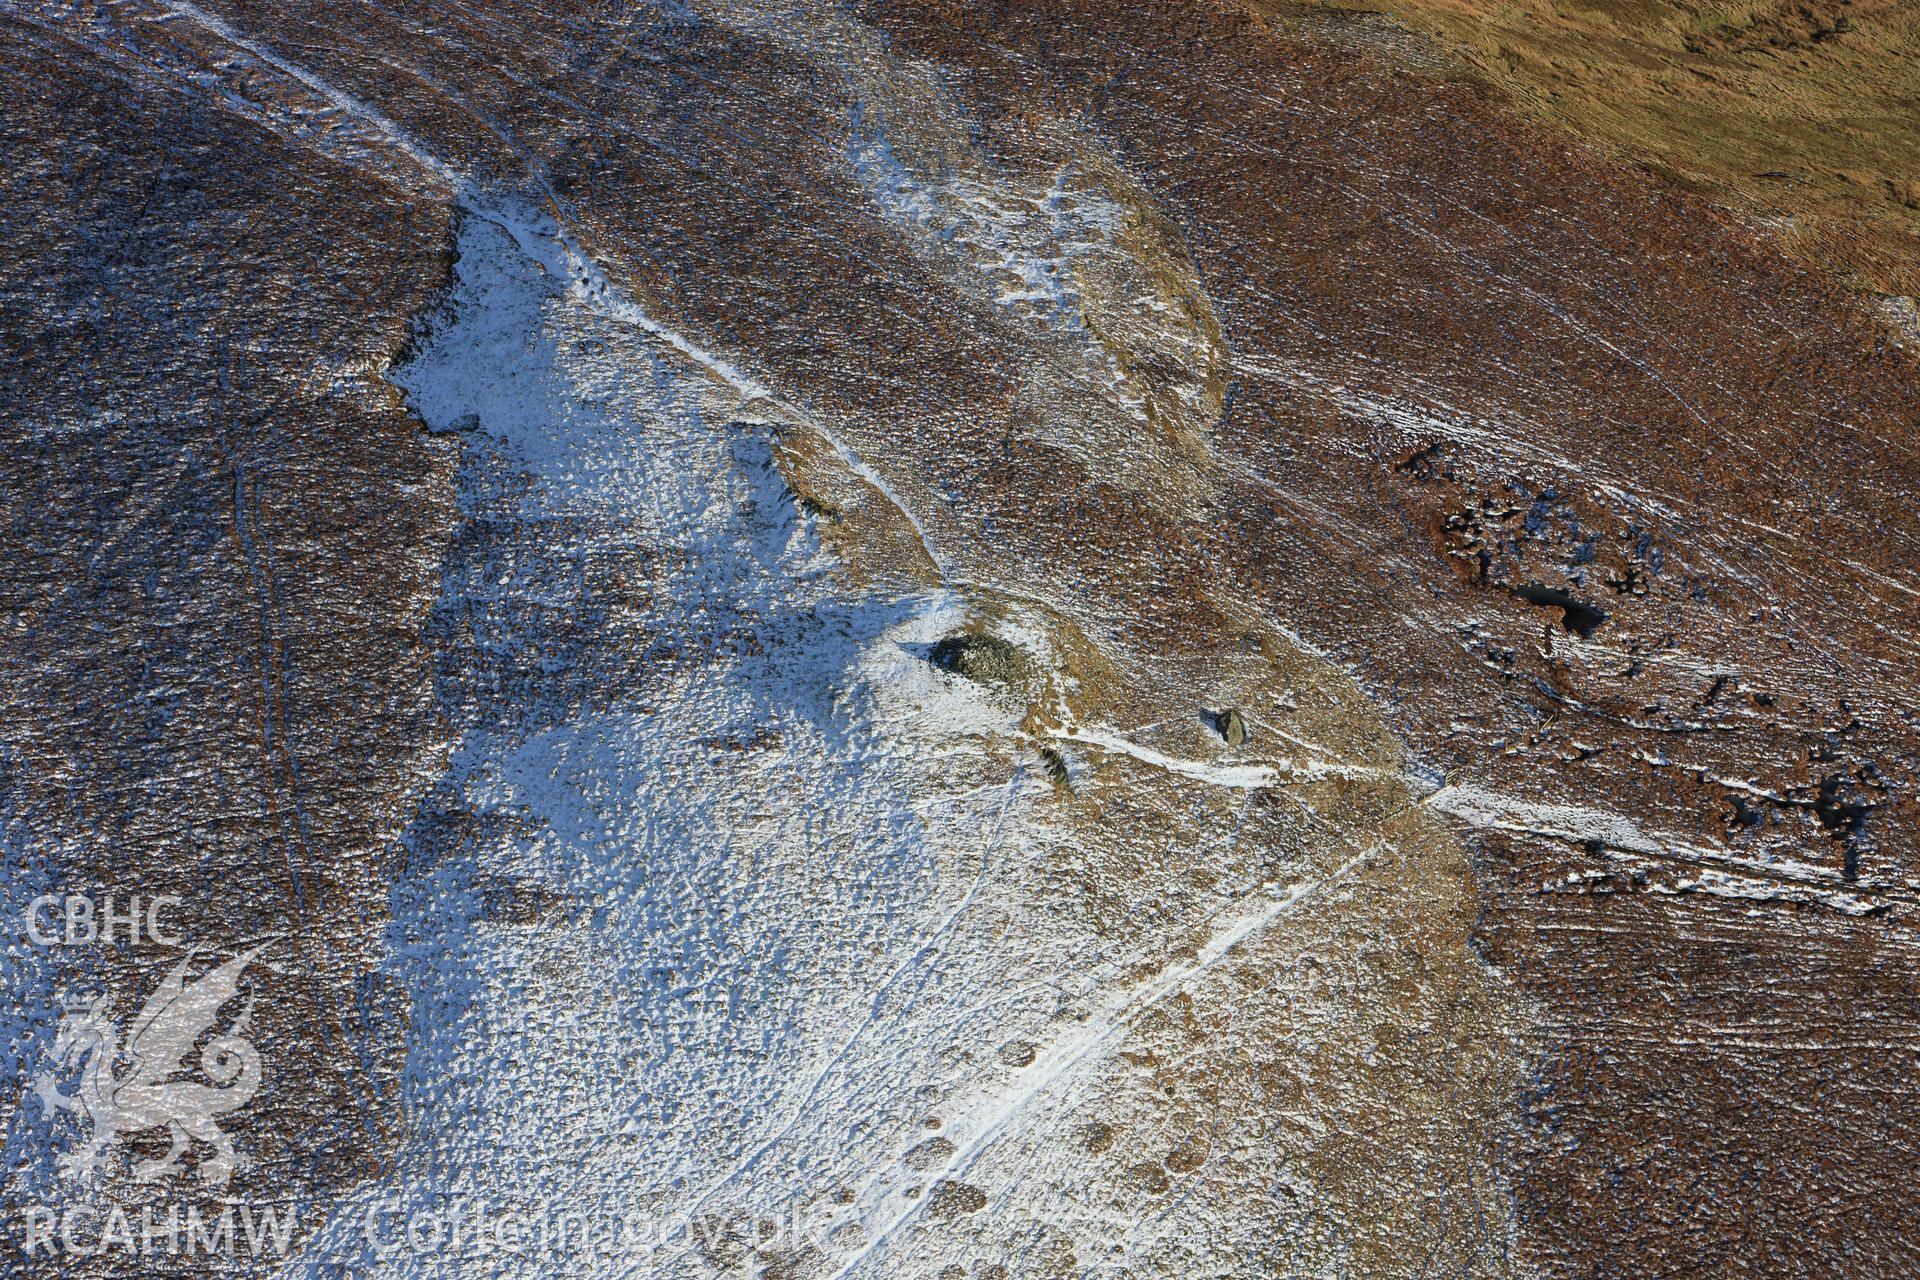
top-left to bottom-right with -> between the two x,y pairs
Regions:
8,3 -> 1920,1278
288,206 -> 1522,1279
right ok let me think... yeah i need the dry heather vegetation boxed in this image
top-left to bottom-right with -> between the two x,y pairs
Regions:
4,2 -> 1920,1278
1248,0 -> 1920,294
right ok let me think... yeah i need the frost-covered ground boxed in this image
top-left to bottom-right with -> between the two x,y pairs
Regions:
295,210 -> 1164,1278
26,0 -> 1906,1272
279,196 -> 1511,1279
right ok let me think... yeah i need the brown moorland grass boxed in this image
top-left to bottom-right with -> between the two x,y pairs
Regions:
1247,0 -> 1920,295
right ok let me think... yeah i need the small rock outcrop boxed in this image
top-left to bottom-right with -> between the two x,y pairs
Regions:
930,633 -> 1023,685
1217,708 -> 1248,747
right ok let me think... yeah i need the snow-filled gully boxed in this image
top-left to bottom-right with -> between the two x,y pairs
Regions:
146,14 -> 1845,1277
265,194 -> 1332,1279
132,19 -> 1369,1273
